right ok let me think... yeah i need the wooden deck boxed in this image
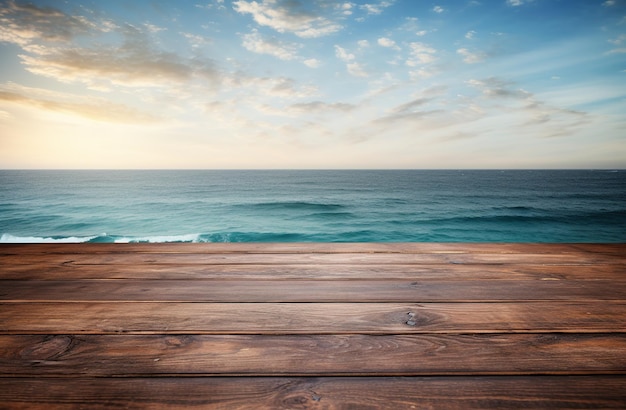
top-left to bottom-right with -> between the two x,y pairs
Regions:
0,243 -> 625,409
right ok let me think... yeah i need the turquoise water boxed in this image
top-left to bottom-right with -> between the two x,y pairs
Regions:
1,170 -> 625,242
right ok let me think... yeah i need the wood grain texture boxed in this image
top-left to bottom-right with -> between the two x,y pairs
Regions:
1,302 -> 624,334
1,262 -> 624,281
3,279 -> 626,302
0,243 -> 624,408
3,334 -> 626,376
1,376 -> 625,409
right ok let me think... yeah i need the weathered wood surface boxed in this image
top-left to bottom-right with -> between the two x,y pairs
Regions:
2,302 -> 624,334
2,377 -> 625,409
0,243 -> 625,409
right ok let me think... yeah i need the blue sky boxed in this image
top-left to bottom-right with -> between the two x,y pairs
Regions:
0,0 -> 624,168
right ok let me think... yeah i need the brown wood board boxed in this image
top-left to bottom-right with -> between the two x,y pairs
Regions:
2,279 -> 625,302
1,376 -> 625,409
3,334 -> 626,376
1,302 -> 624,334
1,262 -> 624,281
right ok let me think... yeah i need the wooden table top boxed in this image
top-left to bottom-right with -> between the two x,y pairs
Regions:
1,243 -> 625,409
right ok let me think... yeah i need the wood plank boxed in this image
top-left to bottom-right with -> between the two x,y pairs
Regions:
2,279 -> 625,302
1,376 -> 625,409
2,251 -> 624,266
1,302 -> 624,335
2,242 -> 624,255
2,334 -> 626,376
2,262 -> 624,281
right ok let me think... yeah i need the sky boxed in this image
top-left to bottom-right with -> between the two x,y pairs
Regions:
0,0 -> 625,169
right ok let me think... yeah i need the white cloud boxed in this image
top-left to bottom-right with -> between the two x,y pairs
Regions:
233,0 -> 342,38
358,39 -> 370,48
465,30 -> 476,40
195,1 -> 226,10
506,0 -> 534,6
377,37 -> 400,50
360,1 -> 394,15
335,45 -> 367,77
144,23 -> 166,33
338,2 -> 354,15
181,32 -> 210,48
347,62 -> 368,77
406,42 -> 437,66
303,58 -> 321,68
603,0 -> 616,6
335,45 -> 355,62
242,29 -> 299,60
433,6 -> 444,13
409,67 -> 437,80
415,30 -> 427,36
457,48 -> 487,64
223,74 -> 319,99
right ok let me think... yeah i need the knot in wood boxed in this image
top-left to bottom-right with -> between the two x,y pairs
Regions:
20,335 -> 76,361
406,311 -> 417,326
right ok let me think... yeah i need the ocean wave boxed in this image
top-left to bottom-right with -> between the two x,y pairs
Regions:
111,234 -> 203,243
306,211 -> 356,219
0,231 -> 364,243
0,233 -> 100,243
424,209 -> 626,225
234,201 -> 347,212
0,233 -> 204,243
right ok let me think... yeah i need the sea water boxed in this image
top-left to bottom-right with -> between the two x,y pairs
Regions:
1,170 -> 625,243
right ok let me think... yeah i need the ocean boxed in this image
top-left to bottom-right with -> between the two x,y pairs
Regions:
1,170 -> 625,243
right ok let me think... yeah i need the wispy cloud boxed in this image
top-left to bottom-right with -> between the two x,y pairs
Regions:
468,77 -> 530,99
303,58 -> 321,68
457,47 -> 487,64
242,29 -> 299,60
288,101 -> 355,114
377,37 -> 400,50
181,32 -> 210,48
0,83 -> 158,123
0,0 -> 97,46
360,1 -> 394,15
0,4 -> 220,90
467,77 -> 590,138
406,42 -> 437,66
19,38 -> 219,89
335,45 -> 368,77
233,0 -> 342,38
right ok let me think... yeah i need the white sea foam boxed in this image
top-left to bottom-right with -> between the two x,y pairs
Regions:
0,233 -> 98,243
113,233 -> 203,243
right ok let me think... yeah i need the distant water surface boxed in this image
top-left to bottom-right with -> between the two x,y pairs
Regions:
1,170 -> 625,242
